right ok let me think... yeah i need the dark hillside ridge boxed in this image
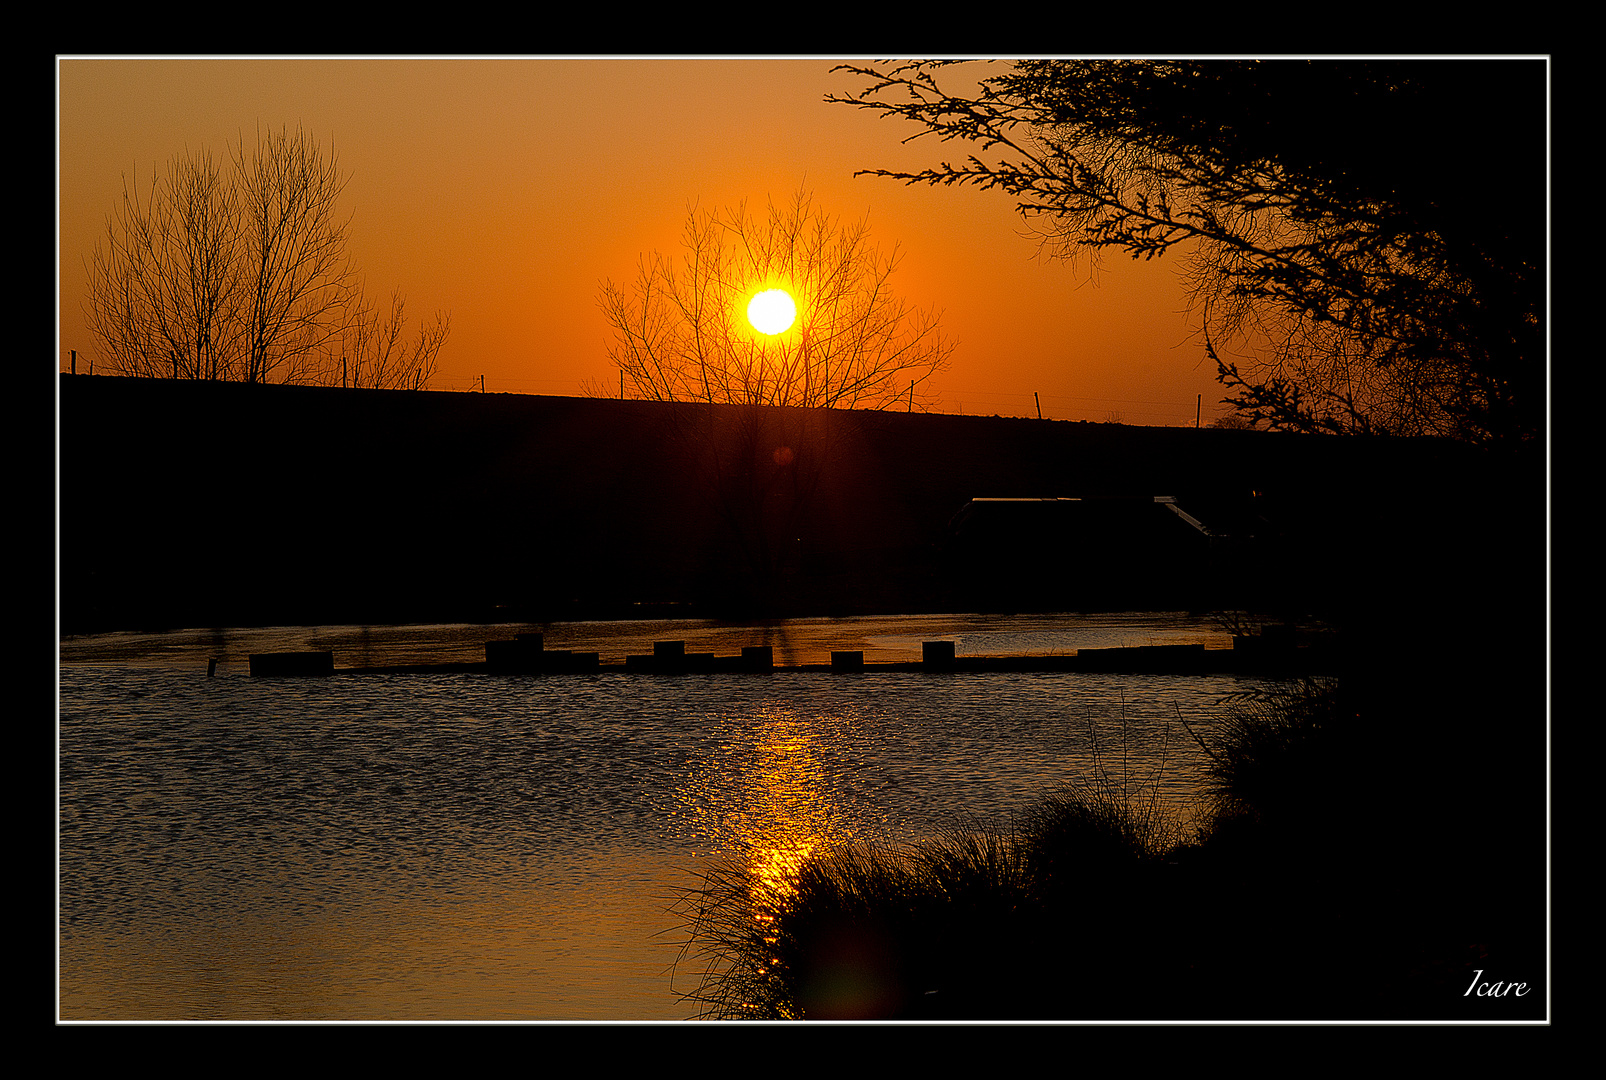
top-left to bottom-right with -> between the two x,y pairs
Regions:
58,375 -> 1537,634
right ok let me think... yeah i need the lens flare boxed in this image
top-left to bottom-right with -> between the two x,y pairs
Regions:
747,289 -> 797,335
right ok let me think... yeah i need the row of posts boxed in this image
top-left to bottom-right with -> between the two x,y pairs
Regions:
484,632 -> 961,674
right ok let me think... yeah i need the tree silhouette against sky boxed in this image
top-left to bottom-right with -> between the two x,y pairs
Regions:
598,189 -> 952,411
84,124 -> 449,390
831,59 -> 1545,448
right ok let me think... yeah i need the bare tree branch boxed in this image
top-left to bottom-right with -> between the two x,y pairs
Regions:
328,286 -> 451,391
84,150 -> 242,381
830,60 -> 1544,447
598,189 -> 953,410
83,124 -> 450,392
234,125 -> 355,385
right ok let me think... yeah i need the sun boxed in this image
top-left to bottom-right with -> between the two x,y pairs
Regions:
747,289 -> 797,335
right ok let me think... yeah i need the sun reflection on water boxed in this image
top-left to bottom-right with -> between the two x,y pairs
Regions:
669,702 -> 878,907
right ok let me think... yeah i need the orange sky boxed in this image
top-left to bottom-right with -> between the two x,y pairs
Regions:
57,57 -> 1227,426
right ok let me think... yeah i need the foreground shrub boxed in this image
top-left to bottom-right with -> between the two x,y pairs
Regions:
1182,678 -> 1349,847
1180,679 -> 1546,1019
672,682 -> 1546,1020
673,774 -> 1186,1020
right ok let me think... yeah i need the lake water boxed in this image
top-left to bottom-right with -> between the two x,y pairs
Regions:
58,612 -> 1276,1021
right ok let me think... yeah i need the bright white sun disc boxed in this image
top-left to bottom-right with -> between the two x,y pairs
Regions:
747,289 -> 797,335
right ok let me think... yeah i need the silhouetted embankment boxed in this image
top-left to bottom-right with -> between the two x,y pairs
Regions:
57,375 -> 1539,641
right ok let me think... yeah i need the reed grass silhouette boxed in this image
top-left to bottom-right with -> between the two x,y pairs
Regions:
671,714 -> 1189,1020
671,681 -> 1543,1020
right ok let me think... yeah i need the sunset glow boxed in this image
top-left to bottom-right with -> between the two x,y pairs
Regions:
747,289 -> 797,336
56,57 -> 1227,425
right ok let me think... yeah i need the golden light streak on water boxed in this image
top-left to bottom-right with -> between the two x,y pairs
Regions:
672,704 -> 867,921
60,616 -> 1252,1019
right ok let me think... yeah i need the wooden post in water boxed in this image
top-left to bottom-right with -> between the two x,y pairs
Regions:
922,640 -> 956,670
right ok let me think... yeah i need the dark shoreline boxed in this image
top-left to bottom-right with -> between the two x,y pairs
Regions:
59,374 -> 1532,637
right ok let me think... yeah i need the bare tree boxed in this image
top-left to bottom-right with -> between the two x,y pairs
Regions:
84,148 -> 242,380
233,125 -> 356,385
83,124 -> 449,390
328,286 -> 452,390
599,189 -> 953,410
830,60 -> 1544,448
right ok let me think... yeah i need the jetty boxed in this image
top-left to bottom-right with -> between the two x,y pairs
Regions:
248,629 -> 1334,679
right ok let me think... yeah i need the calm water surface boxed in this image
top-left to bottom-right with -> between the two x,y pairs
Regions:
59,613 -> 1272,1021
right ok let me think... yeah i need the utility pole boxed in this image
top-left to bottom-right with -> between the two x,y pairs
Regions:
1196,394 -> 1201,429
1035,392 -> 1042,420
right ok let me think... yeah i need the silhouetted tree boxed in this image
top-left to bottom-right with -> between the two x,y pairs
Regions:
831,60 -> 1545,447
325,286 -> 451,390
598,189 -> 953,410
231,124 -> 355,385
84,124 -> 450,389
85,147 -> 243,381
